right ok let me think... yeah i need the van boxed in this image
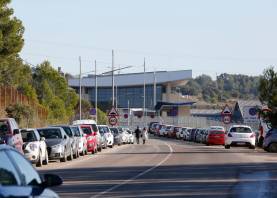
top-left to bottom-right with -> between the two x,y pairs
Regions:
0,118 -> 23,153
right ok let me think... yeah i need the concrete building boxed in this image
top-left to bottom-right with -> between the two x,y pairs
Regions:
68,70 -> 193,111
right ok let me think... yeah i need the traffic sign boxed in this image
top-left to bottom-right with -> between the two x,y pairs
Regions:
109,116 -> 118,126
108,106 -> 119,117
221,105 -> 232,115
223,115 -> 231,124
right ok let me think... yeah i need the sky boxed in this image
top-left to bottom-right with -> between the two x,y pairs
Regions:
10,0 -> 277,78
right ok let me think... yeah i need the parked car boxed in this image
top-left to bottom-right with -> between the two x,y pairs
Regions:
263,128 -> 277,152
201,129 -> 209,144
158,125 -> 167,136
70,125 -> 87,156
0,144 -> 62,198
173,127 -> 182,139
110,127 -> 123,145
0,118 -> 23,154
195,129 -> 204,143
98,125 -> 114,148
53,125 -> 79,159
118,127 -> 129,144
225,125 -> 256,149
80,125 -> 98,154
126,129 -> 134,144
165,125 -> 174,137
73,120 -> 102,152
37,127 -> 73,162
206,126 -> 225,146
21,128 -> 48,167
183,128 -> 192,141
148,122 -> 159,134
189,128 -> 197,141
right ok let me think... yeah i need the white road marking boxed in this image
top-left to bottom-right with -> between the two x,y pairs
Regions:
91,140 -> 173,198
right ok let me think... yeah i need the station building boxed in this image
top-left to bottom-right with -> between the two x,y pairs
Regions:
68,70 -> 194,117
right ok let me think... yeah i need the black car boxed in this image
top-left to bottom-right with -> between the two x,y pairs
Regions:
0,144 -> 62,197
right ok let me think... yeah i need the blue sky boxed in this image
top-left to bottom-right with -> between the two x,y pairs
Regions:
11,0 -> 277,78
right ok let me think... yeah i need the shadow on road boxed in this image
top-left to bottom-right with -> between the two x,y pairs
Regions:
40,162 -> 277,198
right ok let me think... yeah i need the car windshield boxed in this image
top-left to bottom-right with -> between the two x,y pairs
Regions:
82,127 -> 92,135
0,121 -> 9,136
38,128 -> 62,139
230,127 -> 252,133
118,127 -> 123,132
21,130 -> 38,142
110,128 -> 119,134
90,124 -> 98,132
60,126 -> 73,137
71,127 -> 80,137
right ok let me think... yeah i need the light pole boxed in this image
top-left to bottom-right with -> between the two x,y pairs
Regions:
79,56 -> 82,120
112,50 -> 115,107
95,60 -> 98,123
143,58 -> 146,126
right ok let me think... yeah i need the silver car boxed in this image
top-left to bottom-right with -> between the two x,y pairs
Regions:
37,127 -> 73,162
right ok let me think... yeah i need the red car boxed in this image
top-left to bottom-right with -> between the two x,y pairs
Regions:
80,125 -> 97,154
206,126 -> 225,146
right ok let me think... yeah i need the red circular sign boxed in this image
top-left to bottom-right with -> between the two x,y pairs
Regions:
109,116 -> 118,126
223,115 -> 231,124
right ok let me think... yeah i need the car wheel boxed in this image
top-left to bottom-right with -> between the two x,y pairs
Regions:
60,150 -> 67,162
249,145 -> 255,149
269,143 -> 277,153
206,143 -> 210,146
43,150 -> 49,165
110,144 -> 113,148
225,145 -> 231,149
36,151 -> 43,167
68,148 -> 73,161
98,146 -> 102,152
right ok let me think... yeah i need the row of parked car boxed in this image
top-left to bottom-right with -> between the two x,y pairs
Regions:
149,123 -> 259,150
0,118 -> 136,197
0,118 -> 135,167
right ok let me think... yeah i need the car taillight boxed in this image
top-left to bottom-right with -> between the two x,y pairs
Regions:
228,133 -> 232,137
250,133 -> 255,138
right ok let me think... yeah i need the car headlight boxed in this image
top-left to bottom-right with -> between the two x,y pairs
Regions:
29,143 -> 38,151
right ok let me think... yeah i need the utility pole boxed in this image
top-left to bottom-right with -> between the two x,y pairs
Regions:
95,60 -> 98,123
127,100 -> 130,127
153,70 -> 157,109
112,50 -> 115,107
143,58 -> 146,126
79,56 -> 82,120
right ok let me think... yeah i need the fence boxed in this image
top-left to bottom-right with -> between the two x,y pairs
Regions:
0,86 -> 48,127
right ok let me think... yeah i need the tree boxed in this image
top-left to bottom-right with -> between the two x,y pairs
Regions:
6,103 -> 34,127
259,67 -> 277,128
32,61 -> 78,123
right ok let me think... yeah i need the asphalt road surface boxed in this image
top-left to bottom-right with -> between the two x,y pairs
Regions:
38,137 -> 277,198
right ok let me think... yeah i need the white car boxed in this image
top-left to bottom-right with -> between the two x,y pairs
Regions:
126,129 -> 134,144
21,128 -> 48,167
159,125 -> 167,136
225,125 -> 256,149
98,125 -> 114,148
71,125 -> 88,156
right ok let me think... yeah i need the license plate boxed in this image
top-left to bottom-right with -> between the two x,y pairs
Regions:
237,142 -> 245,145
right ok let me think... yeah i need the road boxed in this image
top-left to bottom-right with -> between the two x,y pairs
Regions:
38,136 -> 277,198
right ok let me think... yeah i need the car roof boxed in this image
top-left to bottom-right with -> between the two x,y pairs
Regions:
20,128 -> 37,131
230,125 -> 251,128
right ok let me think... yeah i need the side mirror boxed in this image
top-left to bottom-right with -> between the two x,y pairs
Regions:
42,174 -> 63,188
13,129 -> 20,135
93,132 -> 97,136
41,137 -> 46,141
64,135 -> 67,139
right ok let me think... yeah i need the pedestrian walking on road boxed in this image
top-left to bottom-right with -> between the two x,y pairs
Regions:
142,127 -> 148,144
135,126 -> 141,144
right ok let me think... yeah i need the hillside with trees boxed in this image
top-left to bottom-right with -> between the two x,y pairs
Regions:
0,0 -> 107,126
182,73 -> 260,103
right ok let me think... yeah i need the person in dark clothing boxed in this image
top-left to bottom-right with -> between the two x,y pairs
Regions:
134,126 -> 141,144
